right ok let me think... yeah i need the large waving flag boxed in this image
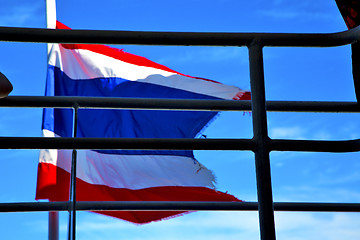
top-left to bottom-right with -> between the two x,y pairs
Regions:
36,21 -> 251,224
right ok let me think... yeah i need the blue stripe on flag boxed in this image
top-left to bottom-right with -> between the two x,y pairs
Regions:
43,66 -> 219,157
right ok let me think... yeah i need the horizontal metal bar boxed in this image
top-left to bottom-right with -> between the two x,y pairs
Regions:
274,202 -> 360,212
0,137 -> 256,150
267,101 -> 360,113
0,202 -> 69,212
270,139 -> 360,153
1,96 -> 360,113
0,96 -> 251,111
2,137 -> 360,153
0,26 -> 360,47
0,201 -> 359,212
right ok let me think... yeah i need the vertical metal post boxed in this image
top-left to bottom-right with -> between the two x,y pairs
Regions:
49,212 -> 59,240
68,105 -> 79,240
248,41 -> 276,240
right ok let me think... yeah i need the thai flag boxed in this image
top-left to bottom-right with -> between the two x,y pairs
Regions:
36,21 -> 251,224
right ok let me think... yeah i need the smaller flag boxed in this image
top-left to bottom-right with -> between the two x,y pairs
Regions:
335,0 -> 360,29
0,72 -> 13,98
335,0 -> 360,100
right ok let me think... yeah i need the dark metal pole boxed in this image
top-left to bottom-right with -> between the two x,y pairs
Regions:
2,96 -> 360,113
248,41 -> 276,240
0,25 -> 360,47
49,211 -> 59,240
68,105 -> 78,240
1,201 -> 360,212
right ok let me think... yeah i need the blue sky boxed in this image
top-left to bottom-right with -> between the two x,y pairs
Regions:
1,0 -> 360,239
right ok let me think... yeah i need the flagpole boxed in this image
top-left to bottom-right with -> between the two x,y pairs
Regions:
46,0 -> 59,240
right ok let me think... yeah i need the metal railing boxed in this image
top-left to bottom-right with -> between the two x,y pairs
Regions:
1,25 -> 360,240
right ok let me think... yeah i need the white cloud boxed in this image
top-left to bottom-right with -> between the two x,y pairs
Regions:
270,126 -> 304,139
269,123 -> 340,141
275,212 -> 360,240
257,1 -> 335,22
0,3 -> 43,27
276,185 -> 360,203
318,170 -> 360,186
339,122 -> 360,139
75,211 -> 260,240
312,130 -> 332,140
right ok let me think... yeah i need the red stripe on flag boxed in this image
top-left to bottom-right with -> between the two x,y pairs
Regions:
55,21 -> 228,84
56,21 -> 181,75
36,162 -> 241,224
